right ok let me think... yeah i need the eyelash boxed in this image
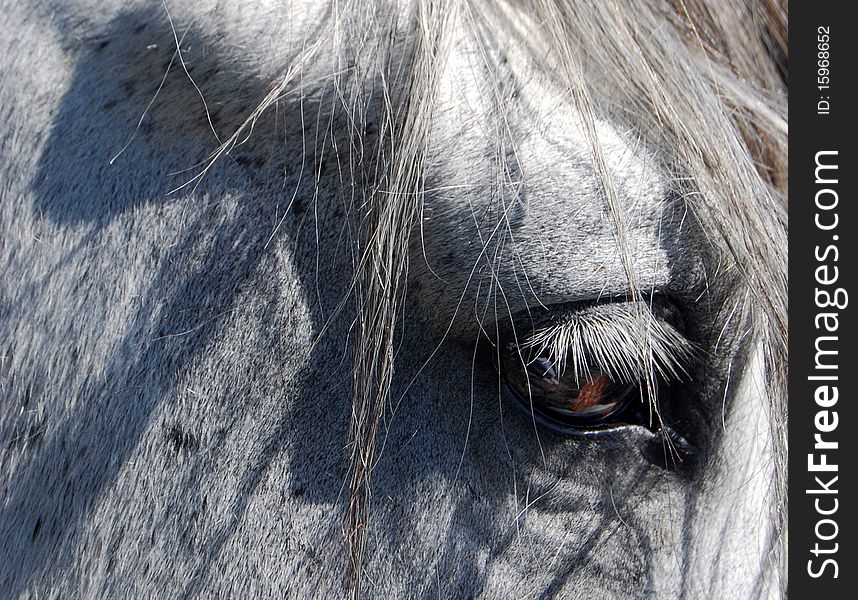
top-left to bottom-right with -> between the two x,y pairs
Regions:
494,298 -> 697,435
520,303 -> 695,387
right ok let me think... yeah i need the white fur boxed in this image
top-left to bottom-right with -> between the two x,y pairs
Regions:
0,1 -> 786,598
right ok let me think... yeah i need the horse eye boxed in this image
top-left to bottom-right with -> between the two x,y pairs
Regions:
499,342 -> 642,431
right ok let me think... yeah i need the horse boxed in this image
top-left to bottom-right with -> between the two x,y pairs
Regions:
0,0 -> 787,597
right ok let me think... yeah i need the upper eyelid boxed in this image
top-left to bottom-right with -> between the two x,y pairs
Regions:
514,300 -> 696,384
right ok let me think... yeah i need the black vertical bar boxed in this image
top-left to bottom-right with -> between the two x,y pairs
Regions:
789,1 -> 856,597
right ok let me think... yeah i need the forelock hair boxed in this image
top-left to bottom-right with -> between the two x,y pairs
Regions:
201,1 -> 787,596
504,1 -> 787,591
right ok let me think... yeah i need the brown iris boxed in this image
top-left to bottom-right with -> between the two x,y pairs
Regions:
500,344 -> 638,430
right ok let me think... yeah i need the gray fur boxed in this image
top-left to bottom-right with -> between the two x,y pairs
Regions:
0,0 -> 786,598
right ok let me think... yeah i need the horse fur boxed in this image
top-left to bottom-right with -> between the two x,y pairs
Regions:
0,0 -> 787,598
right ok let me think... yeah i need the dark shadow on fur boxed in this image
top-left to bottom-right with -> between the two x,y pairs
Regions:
2,8 -> 745,599
1,8 -> 352,596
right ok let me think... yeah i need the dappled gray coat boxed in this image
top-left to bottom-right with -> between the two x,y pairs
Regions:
0,0 -> 787,598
